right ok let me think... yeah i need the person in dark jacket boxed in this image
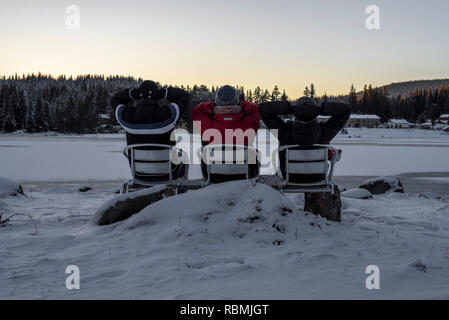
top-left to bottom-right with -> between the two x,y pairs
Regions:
259,96 -> 350,146
259,96 -> 350,182
112,80 -> 190,145
111,80 -> 191,182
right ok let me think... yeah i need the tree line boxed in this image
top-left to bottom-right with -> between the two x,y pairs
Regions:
0,74 -> 292,133
1,74 -> 449,134
346,84 -> 449,123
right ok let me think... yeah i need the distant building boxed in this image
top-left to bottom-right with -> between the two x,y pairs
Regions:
318,114 -> 381,128
419,121 -> 433,130
386,119 -> 411,128
346,114 -> 381,128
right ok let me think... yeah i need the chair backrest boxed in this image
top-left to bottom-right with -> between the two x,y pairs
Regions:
124,143 -> 187,185
275,145 -> 339,191
133,148 -> 171,175
286,148 -> 327,175
202,144 -> 259,183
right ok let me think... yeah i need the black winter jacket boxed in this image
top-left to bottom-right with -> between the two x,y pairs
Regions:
258,101 -> 351,147
111,87 -> 190,146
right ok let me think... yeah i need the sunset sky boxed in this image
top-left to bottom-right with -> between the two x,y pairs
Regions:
1,0 -> 449,98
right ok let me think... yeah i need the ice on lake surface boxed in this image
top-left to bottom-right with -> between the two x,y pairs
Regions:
1,128 -> 449,182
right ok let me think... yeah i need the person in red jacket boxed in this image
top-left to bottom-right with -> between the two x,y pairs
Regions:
192,85 -> 261,182
192,85 -> 260,145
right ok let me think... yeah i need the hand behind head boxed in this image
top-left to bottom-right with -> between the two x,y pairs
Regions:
213,105 -> 241,114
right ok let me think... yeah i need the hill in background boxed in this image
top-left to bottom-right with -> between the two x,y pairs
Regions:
382,79 -> 449,97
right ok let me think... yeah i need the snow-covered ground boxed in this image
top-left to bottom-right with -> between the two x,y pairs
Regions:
1,181 -> 449,299
1,128 -> 449,299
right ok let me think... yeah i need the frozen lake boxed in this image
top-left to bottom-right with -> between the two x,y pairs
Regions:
0,128 -> 448,186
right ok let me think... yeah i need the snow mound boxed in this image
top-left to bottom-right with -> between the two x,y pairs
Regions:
122,181 -> 307,246
341,188 -> 372,199
0,177 -> 24,197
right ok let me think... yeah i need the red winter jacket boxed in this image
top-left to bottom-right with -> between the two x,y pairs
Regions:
192,101 -> 261,145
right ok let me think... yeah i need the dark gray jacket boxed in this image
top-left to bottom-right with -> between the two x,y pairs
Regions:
111,87 -> 190,146
258,101 -> 351,147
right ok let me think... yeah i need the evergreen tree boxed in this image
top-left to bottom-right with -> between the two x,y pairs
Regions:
310,83 -> 316,99
14,90 -> 27,130
246,90 -> 253,102
349,84 -> 358,113
303,86 -> 310,97
271,85 -> 281,101
24,101 -> 34,132
33,97 -> 45,131
261,89 -> 270,103
362,85 -> 368,114
281,90 -> 288,101
253,86 -> 262,104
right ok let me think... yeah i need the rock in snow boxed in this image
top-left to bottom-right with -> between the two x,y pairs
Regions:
341,188 -> 373,199
79,186 -> 93,193
359,176 -> 404,195
93,185 -> 175,225
0,177 -> 24,197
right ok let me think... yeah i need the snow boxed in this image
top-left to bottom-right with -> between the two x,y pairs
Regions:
348,114 -> 381,119
0,177 -> 22,196
334,127 -> 449,145
0,138 -> 130,182
1,181 -> 449,299
387,119 -> 410,126
1,128 -> 449,299
415,177 -> 449,183
123,181 -> 295,231
341,188 -> 372,199
1,128 -> 449,181
332,145 -> 449,176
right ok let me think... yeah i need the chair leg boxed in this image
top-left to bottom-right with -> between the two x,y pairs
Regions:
120,182 -> 129,195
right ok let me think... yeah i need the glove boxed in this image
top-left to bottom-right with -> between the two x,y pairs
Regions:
213,105 -> 242,114
129,80 -> 167,100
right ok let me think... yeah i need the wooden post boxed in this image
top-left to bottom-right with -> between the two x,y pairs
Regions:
304,186 -> 341,222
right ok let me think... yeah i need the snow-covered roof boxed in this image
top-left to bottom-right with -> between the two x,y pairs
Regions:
439,114 -> 449,118
349,114 -> 380,119
388,119 -> 410,124
319,114 -> 380,120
